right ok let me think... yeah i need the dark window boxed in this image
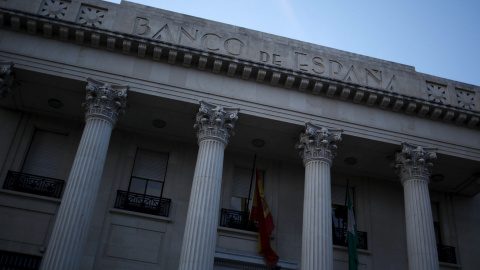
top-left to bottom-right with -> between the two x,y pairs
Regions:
331,185 -> 368,250
230,167 -> 264,213
22,130 -> 68,179
220,167 -> 264,232
128,149 -> 169,197
331,185 -> 354,231
114,149 -> 171,217
432,203 -> 442,245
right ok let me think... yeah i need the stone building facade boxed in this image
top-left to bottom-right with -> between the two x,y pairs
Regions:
0,1 -> 479,269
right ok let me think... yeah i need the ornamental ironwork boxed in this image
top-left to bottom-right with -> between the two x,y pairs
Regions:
219,208 -> 258,232
114,190 -> 171,217
0,250 -> 42,270
3,171 -> 64,198
332,227 -> 368,250
0,60 -> 14,99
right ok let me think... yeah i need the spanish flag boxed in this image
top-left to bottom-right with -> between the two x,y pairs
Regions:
249,169 -> 279,266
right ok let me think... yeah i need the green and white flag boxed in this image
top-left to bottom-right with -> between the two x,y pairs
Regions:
347,190 -> 359,270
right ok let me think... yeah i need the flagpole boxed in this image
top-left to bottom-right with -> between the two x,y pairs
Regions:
245,153 -> 257,229
344,179 -> 349,206
343,179 -> 349,242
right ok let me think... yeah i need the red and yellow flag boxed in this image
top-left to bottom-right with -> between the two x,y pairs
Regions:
249,169 -> 279,266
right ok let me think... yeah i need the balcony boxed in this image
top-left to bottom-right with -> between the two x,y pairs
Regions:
0,250 -> 42,270
438,244 -> 457,264
332,227 -> 368,250
114,190 -> 171,217
219,209 -> 258,232
2,171 -> 64,198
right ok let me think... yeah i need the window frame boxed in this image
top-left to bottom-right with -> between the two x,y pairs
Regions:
127,149 -> 170,199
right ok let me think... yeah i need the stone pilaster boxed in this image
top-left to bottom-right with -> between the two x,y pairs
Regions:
179,100 -> 239,270
296,122 -> 343,270
0,60 -> 15,98
393,142 -> 439,270
41,77 -> 127,270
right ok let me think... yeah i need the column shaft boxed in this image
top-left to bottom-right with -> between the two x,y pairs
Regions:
403,178 -> 439,270
394,142 -> 439,270
41,77 -> 127,270
178,100 -> 239,270
179,139 -> 225,270
41,118 -> 113,269
296,122 -> 343,270
302,160 -> 332,270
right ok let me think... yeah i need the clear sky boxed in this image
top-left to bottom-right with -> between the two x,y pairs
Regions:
106,0 -> 480,86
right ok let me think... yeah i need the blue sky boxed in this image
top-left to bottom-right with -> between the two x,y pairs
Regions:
106,0 -> 480,86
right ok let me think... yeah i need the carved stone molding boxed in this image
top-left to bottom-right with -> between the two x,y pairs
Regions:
0,60 -> 14,99
38,0 -> 70,20
84,77 -> 128,124
296,122 -> 343,165
427,82 -> 448,104
456,88 -> 477,110
193,100 -> 239,145
77,5 -> 106,27
393,142 -> 437,184
0,8 -> 479,129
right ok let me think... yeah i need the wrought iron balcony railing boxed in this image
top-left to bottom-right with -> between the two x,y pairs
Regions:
438,244 -> 457,264
114,190 -> 171,217
0,250 -> 42,270
332,227 -> 368,250
3,171 -> 64,198
219,209 -> 258,232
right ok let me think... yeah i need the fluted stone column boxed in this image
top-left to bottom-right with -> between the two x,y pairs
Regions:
393,142 -> 439,270
0,60 -> 15,98
296,122 -> 343,270
41,78 -> 128,270
179,100 -> 239,270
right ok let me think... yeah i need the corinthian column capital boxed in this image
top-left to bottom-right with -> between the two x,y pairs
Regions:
84,77 -> 128,124
393,142 -> 437,184
0,60 -> 15,99
193,100 -> 239,145
296,122 -> 343,165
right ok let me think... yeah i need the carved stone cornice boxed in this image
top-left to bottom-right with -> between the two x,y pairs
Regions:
193,100 -> 239,145
393,142 -> 437,184
84,77 -> 128,124
0,8 -> 479,129
0,60 -> 14,99
296,122 -> 343,165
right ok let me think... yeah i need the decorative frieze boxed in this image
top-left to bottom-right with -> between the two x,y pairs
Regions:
1,7 -> 479,129
0,60 -> 14,99
393,142 -> 437,183
312,82 -> 323,95
456,88 -> 477,110
77,5 -> 106,27
427,82 -> 448,104
84,77 -> 128,124
194,100 -> 239,145
38,0 -> 70,20
296,122 -> 343,165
